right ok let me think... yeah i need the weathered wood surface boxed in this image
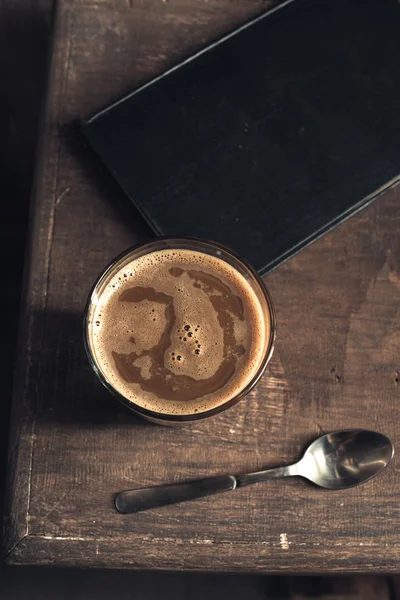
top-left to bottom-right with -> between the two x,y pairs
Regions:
4,0 -> 400,571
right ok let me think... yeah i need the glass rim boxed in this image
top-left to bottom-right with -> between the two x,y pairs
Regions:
84,236 -> 276,422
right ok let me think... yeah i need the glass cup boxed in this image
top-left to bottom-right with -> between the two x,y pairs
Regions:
84,237 -> 276,424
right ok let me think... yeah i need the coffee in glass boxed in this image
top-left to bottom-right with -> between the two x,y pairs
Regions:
85,238 -> 275,423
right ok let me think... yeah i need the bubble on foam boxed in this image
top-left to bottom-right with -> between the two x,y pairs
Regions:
87,247 -> 272,415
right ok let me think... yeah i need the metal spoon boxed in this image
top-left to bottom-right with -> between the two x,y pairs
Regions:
115,429 -> 394,514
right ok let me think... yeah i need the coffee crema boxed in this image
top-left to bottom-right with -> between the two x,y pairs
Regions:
87,249 -> 271,415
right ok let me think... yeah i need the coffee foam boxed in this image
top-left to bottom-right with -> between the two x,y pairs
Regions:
87,249 -> 271,415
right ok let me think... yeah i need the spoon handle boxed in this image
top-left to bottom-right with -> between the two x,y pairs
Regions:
115,465 -> 297,514
237,465 -> 295,487
115,475 -> 237,514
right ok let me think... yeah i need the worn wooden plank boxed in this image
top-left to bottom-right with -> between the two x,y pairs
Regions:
7,530 -> 400,572
4,0 -> 400,572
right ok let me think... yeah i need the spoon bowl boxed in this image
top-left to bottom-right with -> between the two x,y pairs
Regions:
299,429 -> 394,489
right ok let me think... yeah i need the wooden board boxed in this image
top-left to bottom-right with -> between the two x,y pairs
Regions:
3,0 -> 400,571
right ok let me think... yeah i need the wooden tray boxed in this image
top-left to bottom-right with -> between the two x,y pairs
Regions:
4,0 -> 400,572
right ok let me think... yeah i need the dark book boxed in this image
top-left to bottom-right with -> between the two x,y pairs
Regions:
81,0 -> 400,274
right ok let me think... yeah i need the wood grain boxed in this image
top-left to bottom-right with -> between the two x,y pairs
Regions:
4,0 -> 400,572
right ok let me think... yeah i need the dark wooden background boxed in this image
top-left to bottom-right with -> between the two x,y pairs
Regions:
2,0 -> 400,589
0,0 -> 52,518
